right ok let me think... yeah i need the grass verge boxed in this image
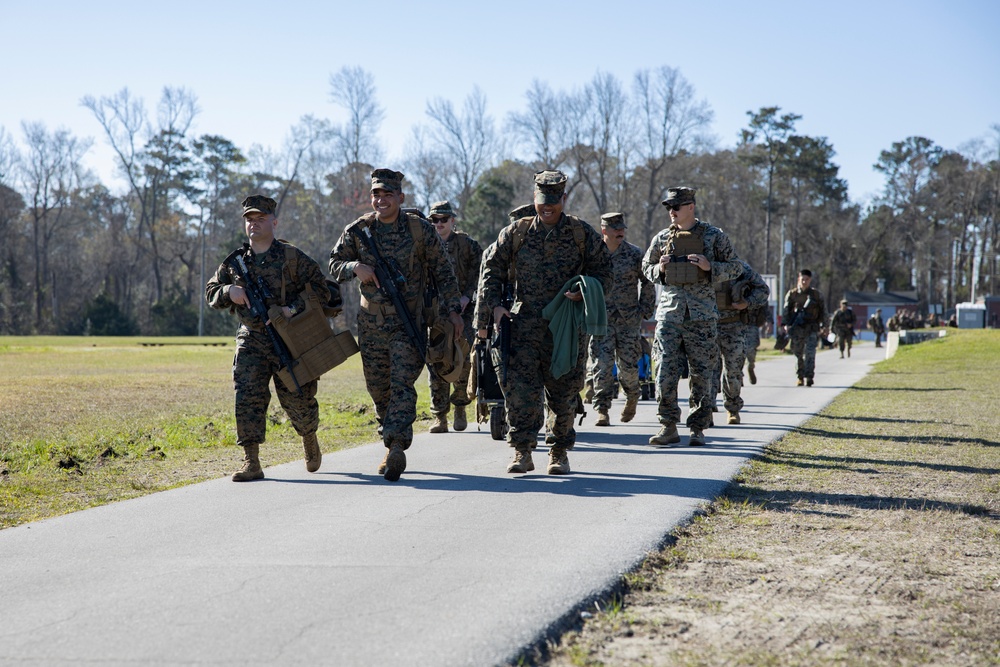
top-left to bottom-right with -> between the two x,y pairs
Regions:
542,329 -> 1000,667
0,336 -> 436,529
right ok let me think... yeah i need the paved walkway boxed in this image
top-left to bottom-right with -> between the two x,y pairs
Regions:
0,344 -> 884,666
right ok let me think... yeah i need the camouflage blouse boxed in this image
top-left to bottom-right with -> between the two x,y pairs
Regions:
328,211 -> 462,315
205,241 -> 330,334
641,220 -> 742,323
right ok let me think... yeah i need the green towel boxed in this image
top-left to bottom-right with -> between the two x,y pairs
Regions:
542,275 -> 607,379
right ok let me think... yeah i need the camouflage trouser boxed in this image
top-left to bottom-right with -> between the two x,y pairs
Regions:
585,337 -> 596,386
790,328 -> 819,379
654,318 -> 718,430
711,321 -> 748,413
234,329 -> 319,447
834,329 -> 853,354
590,316 -> 641,411
359,310 -> 424,450
503,317 -> 587,450
744,324 -> 760,370
429,309 -> 474,415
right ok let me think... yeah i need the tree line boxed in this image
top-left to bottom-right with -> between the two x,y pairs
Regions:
0,65 -> 997,336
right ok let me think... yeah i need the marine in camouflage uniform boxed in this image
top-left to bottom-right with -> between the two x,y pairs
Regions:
868,309 -> 885,348
830,299 -> 857,358
642,187 -> 742,447
205,195 -> 331,482
328,169 -> 464,481
710,259 -> 769,424
590,212 -> 655,427
427,200 -> 483,433
479,171 -> 612,475
782,269 -> 826,386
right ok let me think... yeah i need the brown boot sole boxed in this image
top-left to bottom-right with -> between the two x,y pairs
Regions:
547,455 -> 571,475
383,448 -> 406,482
232,469 -> 264,482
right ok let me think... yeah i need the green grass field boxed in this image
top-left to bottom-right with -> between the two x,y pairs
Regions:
0,335 -> 436,528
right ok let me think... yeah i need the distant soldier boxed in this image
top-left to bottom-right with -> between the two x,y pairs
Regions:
744,306 -> 771,384
479,170 -> 612,475
711,259 -> 769,424
590,212 -> 655,427
830,299 -> 857,358
782,269 -> 826,386
642,186 -> 742,447
427,200 -> 483,433
868,308 -> 885,347
328,169 -> 464,482
205,195 -> 331,482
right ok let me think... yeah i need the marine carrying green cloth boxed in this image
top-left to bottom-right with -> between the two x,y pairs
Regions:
542,275 -> 607,379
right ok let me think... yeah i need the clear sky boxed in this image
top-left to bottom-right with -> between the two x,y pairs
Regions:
3,0 -> 998,205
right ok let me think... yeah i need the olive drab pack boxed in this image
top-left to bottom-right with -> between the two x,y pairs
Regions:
278,241 -> 344,317
661,224 -> 710,285
269,241 -> 358,387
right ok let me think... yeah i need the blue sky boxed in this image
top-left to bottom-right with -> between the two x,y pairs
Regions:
3,0 -> 998,205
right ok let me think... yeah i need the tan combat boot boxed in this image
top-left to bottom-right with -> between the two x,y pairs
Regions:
428,414 -> 449,433
382,443 -> 406,482
595,409 -> 610,427
689,429 -> 706,446
727,411 -> 740,425
453,405 -> 468,432
648,423 -> 680,447
506,448 -> 534,474
232,444 -> 264,482
302,432 -> 322,473
547,446 -> 570,475
620,397 -> 637,423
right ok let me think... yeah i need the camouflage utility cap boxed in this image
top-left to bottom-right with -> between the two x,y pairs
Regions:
840,299 -> 849,305
508,203 -> 536,223
600,212 -> 627,229
534,170 -> 568,204
661,186 -> 696,207
242,194 -> 277,217
371,168 -> 404,192
429,200 -> 456,219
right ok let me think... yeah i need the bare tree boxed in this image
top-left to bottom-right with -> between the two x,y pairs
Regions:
632,66 -> 714,238
329,66 -> 385,166
401,125 -> 448,213
82,87 -> 200,305
18,122 -> 92,330
0,127 -> 18,184
560,71 -> 635,221
506,79 -> 569,169
425,86 -> 500,212
740,107 -> 801,274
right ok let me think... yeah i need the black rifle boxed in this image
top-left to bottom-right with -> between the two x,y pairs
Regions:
791,295 -> 814,330
228,252 -> 302,395
494,282 -> 514,385
353,225 -> 437,378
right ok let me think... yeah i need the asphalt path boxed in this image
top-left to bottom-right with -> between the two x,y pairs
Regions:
0,343 -> 884,666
